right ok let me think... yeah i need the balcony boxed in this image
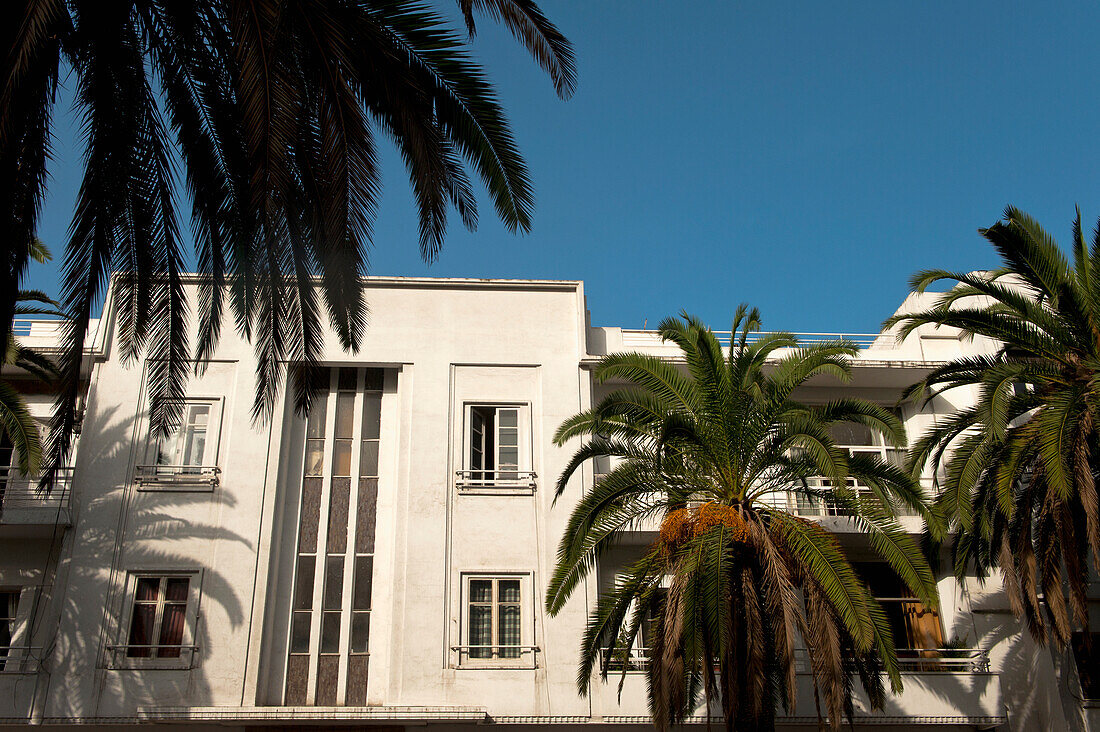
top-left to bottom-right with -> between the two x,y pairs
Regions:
594,646 -> 1002,725
0,468 -> 73,533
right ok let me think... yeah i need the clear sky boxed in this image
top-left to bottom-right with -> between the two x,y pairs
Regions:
24,1 -> 1100,334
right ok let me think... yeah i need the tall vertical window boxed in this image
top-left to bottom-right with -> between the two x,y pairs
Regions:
285,367 -> 382,707
856,563 -> 943,662
0,591 -> 18,670
126,576 -> 190,658
461,404 -> 530,486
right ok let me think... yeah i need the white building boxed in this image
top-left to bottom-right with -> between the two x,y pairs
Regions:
0,276 -> 1094,730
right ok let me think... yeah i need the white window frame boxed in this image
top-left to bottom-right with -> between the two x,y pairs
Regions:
136,397 -> 223,490
453,573 -> 536,669
107,570 -> 202,670
457,403 -> 534,492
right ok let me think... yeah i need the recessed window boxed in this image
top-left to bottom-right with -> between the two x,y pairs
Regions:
109,572 -> 200,669
137,399 -> 222,489
1073,632 -> 1100,699
455,574 -> 534,668
459,404 -> 533,489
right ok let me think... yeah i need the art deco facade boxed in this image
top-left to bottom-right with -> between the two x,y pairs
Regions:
0,276 -> 1094,729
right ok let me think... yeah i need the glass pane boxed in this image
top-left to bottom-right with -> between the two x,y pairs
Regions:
294,557 -> 315,610
338,367 -> 359,391
351,611 -> 370,653
469,579 -> 492,603
305,440 -> 325,476
498,428 -> 518,447
362,394 -> 381,439
164,577 -> 189,602
499,604 -> 521,657
189,404 -> 210,425
498,409 -> 518,428
320,611 -> 341,653
359,441 -> 379,478
298,479 -> 322,553
362,368 -> 384,391
327,478 -> 350,554
498,447 -> 519,469
324,556 -> 344,609
157,603 -> 186,656
333,441 -> 352,477
127,604 -> 156,657
306,396 -> 328,439
181,428 -> 206,465
355,478 -> 378,554
290,611 -> 311,653
469,605 -> 492,658
829,422 -> 874,446
499,580 -> 521,602
135,578 -> 160,602
335,392 -> 355,438
354,556 -> 373,610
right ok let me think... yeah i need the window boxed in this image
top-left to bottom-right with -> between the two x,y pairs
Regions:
1073,632 -> 1100,699
468,578 -> 521,659
459,404 -> 532,488
0,591 -> 17,671
286,367 -> 382,706
455,574 -> 534,668
126,576 -> 190,658
137,399 -> 222,488
856,563 -> 943,667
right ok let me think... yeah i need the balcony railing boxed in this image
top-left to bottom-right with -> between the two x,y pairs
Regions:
103,643 -> 200,670
134,465 -> 220,489
455,469 -> 537,491
0,646 -> 43,674
604,646 -> 989,674
0,468 -> 73,520
450,644 -> 540,668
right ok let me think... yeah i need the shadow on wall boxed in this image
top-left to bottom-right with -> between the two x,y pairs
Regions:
29,405 -> 254,720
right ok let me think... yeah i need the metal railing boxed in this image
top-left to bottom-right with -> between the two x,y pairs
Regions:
0,646 -> 43,674
104,644 -> 200,669
604,646 -> 989,675
450,644 -> 539,667
0,468 -> 73,517
134,465 -> 220,488
455,470 -> 537,489
621,329 -> 895,350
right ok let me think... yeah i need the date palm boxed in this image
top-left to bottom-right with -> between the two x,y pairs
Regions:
1,0 -> 574,480
886,206 -> 1100,647
546,310 -> 938,731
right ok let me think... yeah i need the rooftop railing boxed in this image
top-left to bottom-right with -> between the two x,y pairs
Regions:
620,330 -> 896,350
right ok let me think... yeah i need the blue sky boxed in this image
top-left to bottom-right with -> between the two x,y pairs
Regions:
25,1 -> 1100,334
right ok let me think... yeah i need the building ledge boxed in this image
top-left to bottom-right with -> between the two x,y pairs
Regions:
38,705 -> 489,724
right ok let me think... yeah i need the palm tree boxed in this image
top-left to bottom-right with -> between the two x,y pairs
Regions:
2,240 -> 62,476
546,310 -> 938,732
2,0 -> 575,478
886,205 -> 1100,647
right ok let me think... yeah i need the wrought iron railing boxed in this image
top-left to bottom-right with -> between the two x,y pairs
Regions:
103,643 -> 200,669
0,467 -> 73,517
134,465 -> 220,488
450,644 -> 539,667
455,469 -> 537,489
603,646 -> 989,674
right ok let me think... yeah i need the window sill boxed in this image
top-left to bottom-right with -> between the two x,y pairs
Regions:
450,645 -> 539,670
457,484 -> 536,496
